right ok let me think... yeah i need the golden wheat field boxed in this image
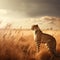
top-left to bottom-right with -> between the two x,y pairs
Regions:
0,29 -> 60,60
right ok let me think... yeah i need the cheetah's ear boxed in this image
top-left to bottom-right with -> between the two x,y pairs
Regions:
35,24 -> 39,27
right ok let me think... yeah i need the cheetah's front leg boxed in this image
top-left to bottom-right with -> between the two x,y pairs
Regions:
35,40 -> 41,52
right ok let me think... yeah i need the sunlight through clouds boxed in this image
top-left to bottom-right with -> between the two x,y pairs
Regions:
0,9 -> 29,28
0,9 -> 8,15
0,9 -> 60,30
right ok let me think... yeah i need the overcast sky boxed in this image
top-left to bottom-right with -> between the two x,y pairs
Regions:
0,0 -> 60,17
0,0 -> 60,29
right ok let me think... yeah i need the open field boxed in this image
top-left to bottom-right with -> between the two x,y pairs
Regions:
0,29 -> 60,60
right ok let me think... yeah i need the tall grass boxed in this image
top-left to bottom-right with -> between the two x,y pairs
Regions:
0,29 -> 60,60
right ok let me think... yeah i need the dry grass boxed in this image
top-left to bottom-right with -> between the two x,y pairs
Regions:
0,29 -> 60,60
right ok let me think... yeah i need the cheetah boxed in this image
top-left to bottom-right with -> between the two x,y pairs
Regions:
31,24 -> 60,58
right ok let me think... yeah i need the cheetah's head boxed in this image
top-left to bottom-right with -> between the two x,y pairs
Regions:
31,24 -> 39,30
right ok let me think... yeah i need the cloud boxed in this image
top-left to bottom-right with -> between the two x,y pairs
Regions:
38,16 -> 60,30
40,16 -> 60,21
0,9 -> 60,30
0,9 -> 8,15
0,0 -> 60,17
0,9 -> 29,28
26,16 -> 60,30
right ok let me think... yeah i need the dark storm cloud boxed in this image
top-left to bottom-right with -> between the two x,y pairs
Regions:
0,0 -> 60,17
24,0 -> 60,17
